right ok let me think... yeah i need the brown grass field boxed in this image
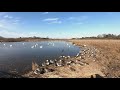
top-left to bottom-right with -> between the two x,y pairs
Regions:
69,39 -> 120,78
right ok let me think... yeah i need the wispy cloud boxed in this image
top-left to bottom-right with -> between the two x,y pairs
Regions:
0,31 -> 46,38
3,15 -> 13,19
43,18 -> 62,24
68,16 -> 88,21
0,29 -> 21,38
0,13 -> 22,31
43,18 -> 59,21
67,16 -> 88,25
48,21 -> 62,24
42,12 -> 49,14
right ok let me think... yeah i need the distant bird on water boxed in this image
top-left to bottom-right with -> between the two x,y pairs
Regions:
31,46 -> 34,48
10,45 -> 12,47
40,46 -> 43,48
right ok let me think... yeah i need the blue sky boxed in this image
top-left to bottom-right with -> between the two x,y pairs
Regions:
0,12 -> 120,38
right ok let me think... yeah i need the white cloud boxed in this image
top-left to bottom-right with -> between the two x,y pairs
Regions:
68,17 -> 75,20
43,18 -> 59,21
48,21 -> 62,24
0,31 -> 47,38
68,16 -> 88,25
68,16 -> 88,21
42,12 -> 49,14
43,18 -> 62,24
3,15 -> 13,19
0,20 -> 16,30
4,15 -> 9,18
13,19 -> 20,23
0,30 -> 20,38
0,13 -> 23,31
0,13 -> 25,38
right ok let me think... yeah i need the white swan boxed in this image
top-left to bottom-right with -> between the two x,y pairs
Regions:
40,46 -> 43,48
10,45 -> 12,47
31,46 -> 34,48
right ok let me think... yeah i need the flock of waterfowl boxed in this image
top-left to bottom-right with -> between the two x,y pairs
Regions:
2,43 -> 13,47
27,44 -> 99,76
1,42 -> 72,49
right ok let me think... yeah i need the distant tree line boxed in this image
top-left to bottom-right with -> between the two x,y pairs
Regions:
72,34 -> 120,39
0,36 -> 4,39
0,36 -> 50,42
20,36 -> 50,39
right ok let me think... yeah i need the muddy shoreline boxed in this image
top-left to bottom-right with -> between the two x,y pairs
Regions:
22,41 -> 105,78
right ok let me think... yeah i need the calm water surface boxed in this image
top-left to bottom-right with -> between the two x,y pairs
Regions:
0,41 -> 80,74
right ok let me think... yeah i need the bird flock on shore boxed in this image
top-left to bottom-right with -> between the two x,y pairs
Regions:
30,44 -> 99,75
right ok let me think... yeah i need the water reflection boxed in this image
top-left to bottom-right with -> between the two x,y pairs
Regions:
0,41 -> 80,74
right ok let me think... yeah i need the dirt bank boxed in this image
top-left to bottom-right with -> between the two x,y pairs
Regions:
69,39 -> 120,78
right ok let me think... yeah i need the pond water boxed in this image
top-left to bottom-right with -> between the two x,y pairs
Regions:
0,41 -> 80,74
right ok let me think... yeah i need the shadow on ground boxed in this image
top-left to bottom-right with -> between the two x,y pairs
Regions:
0,71 -> 26,78
91,74 -> 104,78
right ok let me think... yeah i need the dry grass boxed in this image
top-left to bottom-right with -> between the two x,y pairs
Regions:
69,39 -> 120,77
